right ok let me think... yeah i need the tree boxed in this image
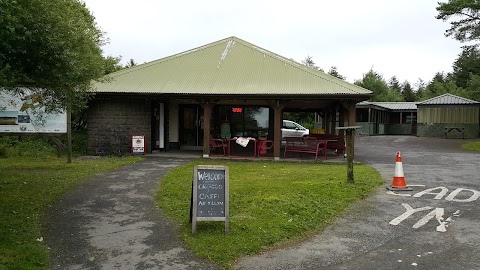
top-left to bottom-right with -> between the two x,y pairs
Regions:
354,70 -> 404,102
436,0 -> 480,43
301,55 -> 322,71
125,58 -> 138,68
328,66 -> 345,80
422,72 -> 467,100
414,78 -> 427,101
451,46 -> 480,88
401,81 -> 416,102
389,76 -> 402,94
1,0 -> 107,163
465,73 -> 480,101
104,55 -> 124,75
0,0 -> 106,113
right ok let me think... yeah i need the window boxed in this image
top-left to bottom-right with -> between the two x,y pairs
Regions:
215,105 -> 270,138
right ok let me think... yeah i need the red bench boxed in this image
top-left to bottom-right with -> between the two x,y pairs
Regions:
309,134 -> 345,155
283,137 -> 330,160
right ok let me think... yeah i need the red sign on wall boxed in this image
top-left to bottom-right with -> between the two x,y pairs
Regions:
232,107 -> 243,113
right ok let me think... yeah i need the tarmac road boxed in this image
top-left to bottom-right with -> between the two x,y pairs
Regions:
44,157 -> 219,270
235,136 -> 480,270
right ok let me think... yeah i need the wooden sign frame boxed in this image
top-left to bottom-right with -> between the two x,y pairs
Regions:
192,165 -> 229,235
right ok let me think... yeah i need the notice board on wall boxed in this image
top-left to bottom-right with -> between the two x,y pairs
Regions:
191,165 -> 229,235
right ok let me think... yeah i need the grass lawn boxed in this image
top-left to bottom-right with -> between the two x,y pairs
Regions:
461,140 -> 480,151
157,159 -> 384,269
0,156 -> 142,270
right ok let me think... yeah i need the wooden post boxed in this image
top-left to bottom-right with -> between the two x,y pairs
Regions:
347,102 -> 358,183
338,107 -> 345,137
200,102 -> 213,157
67,102 -> 72,163
267,100 -> 287,160
346,128 -> 354,183
330,107 -> 337,134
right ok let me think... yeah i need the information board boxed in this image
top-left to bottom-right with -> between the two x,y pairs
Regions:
0,91 -> 66,133
131,134 -> 146,155
192,165 -> 229,235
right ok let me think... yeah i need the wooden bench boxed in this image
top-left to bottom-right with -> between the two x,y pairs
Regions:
283,136 -> 330,160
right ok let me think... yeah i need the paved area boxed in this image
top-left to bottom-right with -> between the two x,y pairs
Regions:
236,136 -> 480,270
44,136 -> 479,270
44,157 -> 219,270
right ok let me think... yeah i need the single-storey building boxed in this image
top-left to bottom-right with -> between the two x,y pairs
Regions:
416,93 -> 480,138
354,93 -> 479,138
356,101 -> 418,136
87,36 -> 372,158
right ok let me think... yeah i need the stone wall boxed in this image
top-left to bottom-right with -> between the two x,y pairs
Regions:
87,98 -> 152,155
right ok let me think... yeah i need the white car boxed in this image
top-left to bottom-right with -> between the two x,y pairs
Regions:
282,120 -> 309,138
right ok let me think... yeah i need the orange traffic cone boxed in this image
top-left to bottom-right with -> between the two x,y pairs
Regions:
386,151 -> 412,191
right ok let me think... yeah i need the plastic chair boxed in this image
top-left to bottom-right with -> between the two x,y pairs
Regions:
210,138 -> 227,156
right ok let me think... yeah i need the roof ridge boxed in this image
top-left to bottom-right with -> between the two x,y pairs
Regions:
105,36 -> 370,94
419,93 -> 479,104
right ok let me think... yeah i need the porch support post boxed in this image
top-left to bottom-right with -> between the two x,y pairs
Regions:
338,107 -> 345,145
325,111 -> 331,133
200,102 -> 214,157
267,100 -> 287,160
330,107 -> 337,134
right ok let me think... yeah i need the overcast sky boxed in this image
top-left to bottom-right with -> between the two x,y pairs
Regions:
83,0 -> 464,86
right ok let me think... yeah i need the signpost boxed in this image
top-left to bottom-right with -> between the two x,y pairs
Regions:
336,126 -> 361,183
191,165 -> 229,235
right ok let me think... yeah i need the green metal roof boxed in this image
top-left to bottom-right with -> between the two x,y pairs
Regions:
418,93 -> 479,106
93,36 -> 372,96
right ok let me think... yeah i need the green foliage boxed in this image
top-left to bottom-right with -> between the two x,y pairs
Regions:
465,73 -> 480,101
0,156 -> 142,269
301,55 -> 322,71
327,66 -> 345,80
436,0 -> 480,43
0,136 -> 57,158
401,81 -> 416,102
282,112 -> 315,129
389,76 -> 402,94
451,46 -> 480,88
125,59 -> 138,68
461,140 -> 480,151
157,160 -> 383,268
419,72 -> 468,100
0,130 -> 89,158
0,0 -> 107,112
103,55 -> 124,75
355,70 -> 404,102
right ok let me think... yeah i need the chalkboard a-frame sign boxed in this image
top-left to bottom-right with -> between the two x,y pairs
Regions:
192,165 -> 229,235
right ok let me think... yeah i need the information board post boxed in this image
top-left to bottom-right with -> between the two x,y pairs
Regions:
192,165 -> 229,235
335,126 -> 361,183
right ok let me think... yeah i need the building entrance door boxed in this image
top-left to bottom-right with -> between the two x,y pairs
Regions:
179,105 -> 204,150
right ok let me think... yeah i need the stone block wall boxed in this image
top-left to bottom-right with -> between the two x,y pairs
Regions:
87,97 -> 152,155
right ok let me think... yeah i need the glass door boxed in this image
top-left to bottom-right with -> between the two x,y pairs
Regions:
179,105 -> 203,149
